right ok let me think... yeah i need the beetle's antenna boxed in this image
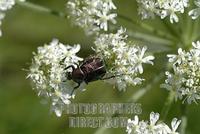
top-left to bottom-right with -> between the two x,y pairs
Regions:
64,65 -> 75,71
100,73 -> 132,80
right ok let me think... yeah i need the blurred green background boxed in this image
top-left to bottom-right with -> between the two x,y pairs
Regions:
0,0 -> 200,134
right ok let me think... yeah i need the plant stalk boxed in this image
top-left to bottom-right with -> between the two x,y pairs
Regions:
161,90 -> 175,121
117,14 -> 176,41
16,0 -> 66,18
180,104 -> 187,134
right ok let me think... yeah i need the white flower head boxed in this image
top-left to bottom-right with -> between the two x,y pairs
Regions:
137,0 -> 159,19
27,39 -> 84,117
126,116 -> 139,134
67,0 -> 117,35
163,41 -> 200,104
189,0 -> 200,19
137,0 -> 189,23
164,118 -> 182,134
94,28 -> 154,91
167,48 -> 187,65
126,112 -> 181,134
0,0 -> 15,11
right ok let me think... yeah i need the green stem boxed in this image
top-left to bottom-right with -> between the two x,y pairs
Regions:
127,30 -> 173,46
181,0 -> 194,48
192,19 -> 200,41
94,72 -> 164,134
161,20 -> 180,40
110,25 -> 173,46
128,72 -> 164,102
15,0 -> 66,18
117,14 -> 176,41
180,116 -> 187,134
184,12 -> 193,47
180,104 -> 187,134
161,90 -> 175,121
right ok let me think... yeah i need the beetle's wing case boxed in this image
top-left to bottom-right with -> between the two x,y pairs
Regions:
80,55 -> 100,66
80,57 -> 106,82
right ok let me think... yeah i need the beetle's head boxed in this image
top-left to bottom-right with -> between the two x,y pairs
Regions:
71,69 -> 85,83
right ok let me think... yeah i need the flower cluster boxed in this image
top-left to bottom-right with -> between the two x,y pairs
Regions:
94,28 -> 155,91
27,39 -> 84,117
136,0 -> 189,23
67,0 -> 117,35
189,0 -> 200,19
0,0 -> 25,37
126,112 -> 181,134
162,41 -> 200,104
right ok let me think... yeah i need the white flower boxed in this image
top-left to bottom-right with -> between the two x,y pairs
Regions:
126,116 -> 139,134
189,0 -> 200,19
67,0 -> 117,35
165,118 -> 181,134
96,10 -> 117,31
0,0 -> 15,11
126,112 -> 181,134
137,0 -> 158,19
27,39 -> 83,117
136,0 -> 189,23
161,0 -> 186,23
133,46 -> 155,74
167,48 -> 187,65
94,28 -> 154,91
163,41 -> 200,104
192,40 -> 200,50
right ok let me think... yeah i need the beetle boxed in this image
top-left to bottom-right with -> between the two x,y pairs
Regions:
66,56 -> 110,94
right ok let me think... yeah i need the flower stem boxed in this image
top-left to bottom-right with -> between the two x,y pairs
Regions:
180,115 -> 187,134
127,30 -> 173,46
161,20 -> 180,40
94,72 -> 164,134
161,90 -> 175,121
15,0 -> 66,18
117,14 -> 176,41
180,104 -> 187,134
110,25 -> 173,46
192,19 -> 200,41
128,72 -> 164,102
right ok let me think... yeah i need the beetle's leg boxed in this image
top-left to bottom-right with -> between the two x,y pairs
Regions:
70,83 -> 81,95
74,63 -> 79,68
65,65 -> 75,71
74,83 -> 81,89
64,65 -> 75,81
100,75 -> 116,80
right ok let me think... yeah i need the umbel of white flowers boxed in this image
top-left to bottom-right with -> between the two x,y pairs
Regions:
126,112 -> 181,134
28,29 -> 154,116
94,28 -> 155,91
67,0 -> 117,35
136,0 -> 200,23
27,39 -> 84,117
162,41 -> 200,104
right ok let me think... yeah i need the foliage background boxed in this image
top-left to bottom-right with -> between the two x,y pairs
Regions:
0,0 -> 200,134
